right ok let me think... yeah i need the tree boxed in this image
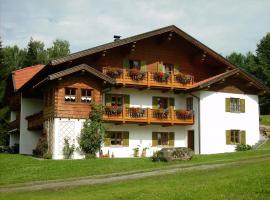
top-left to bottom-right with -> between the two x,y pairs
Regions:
47,39 -> 70,60
79,103 -> 106,158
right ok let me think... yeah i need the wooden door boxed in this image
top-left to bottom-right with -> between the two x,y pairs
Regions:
188,130 -> 194,151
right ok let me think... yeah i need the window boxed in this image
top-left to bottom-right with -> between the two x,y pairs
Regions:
186,97 -> 193,111
230,130 -> 240,144
110,132 -> 123,145
65,88 -> 76,102
129,60 -> 141,70
111,95 -> 123,107
230,98 -> 240,112
81,89 -> 92,103
157,97 -> 168,109
157,132 -> 169,145
164,63 -> 173,73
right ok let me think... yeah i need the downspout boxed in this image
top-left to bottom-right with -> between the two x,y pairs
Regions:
189,93 -> 201,154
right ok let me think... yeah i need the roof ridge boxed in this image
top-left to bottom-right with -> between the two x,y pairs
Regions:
12,64 -> 44,73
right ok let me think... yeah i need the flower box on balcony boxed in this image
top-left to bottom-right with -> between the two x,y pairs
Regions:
175,73 -> 192,84
106,68 -> 122,78
129,107 -> 145,118
104,106 -> 123,116
153,72 -> 170,82
128,68 -> 146,81
176,110 -> 193,119
153,109 -> 169,119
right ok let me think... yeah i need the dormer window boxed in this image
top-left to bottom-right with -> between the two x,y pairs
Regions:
81,89 -> 92,103
65,88 -> 76,102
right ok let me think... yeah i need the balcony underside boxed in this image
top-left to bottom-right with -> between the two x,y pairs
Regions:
26,111 -> 43,130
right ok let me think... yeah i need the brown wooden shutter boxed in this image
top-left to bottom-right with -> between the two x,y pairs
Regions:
104,132 -> 111,147
141,61 -> 147,72
240,130 -> 246,144
152,132 -> 158,147
122,131 -> 129,146
226,130 -> 231,144
169,98 -> 175,107
152,97 -> 158,109
169,132 -> 175,146
174,64 -> 180,74
240,99 -> 245,113
105,94 -> 112,106
124,95 -> 130,108
123,58 -> 130,69
225,98 -> 231,112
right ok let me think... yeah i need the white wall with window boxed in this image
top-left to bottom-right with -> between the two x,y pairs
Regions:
199,91 -> 260,154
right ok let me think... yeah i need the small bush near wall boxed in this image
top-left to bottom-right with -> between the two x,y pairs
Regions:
7,144 -> 19,154
235,144 -> 252,151
33,132 -> 48,158
152,147 -> 194,162
63,138 -> 75,159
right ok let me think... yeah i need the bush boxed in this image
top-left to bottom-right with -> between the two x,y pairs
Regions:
43,152 -> 52,159
152,147 -> 194,162
235,144 -> 252,151
63,138 -> 75,159
33,132 -> 48,157
8,144 -> 19,154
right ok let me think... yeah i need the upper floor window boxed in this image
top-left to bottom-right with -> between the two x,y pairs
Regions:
226,98 -> 245,113
81,89 -> 92,103
230,98 -> 240,112
111,95 -> 123,107
65,88 -> 76,102
129,60 -> 141,70
164,63 -> 173,73
186,97 -> 193,111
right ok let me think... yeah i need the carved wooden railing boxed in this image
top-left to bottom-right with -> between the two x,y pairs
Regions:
103,106 -> 194,125
25,111 -> 43,130
103,67 -> 194,89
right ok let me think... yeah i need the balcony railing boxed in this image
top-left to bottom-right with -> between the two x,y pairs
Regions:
9,119 -> 20,131
25,111 -> 43,130
103,67 -> 194,89
103,106 -> 194,125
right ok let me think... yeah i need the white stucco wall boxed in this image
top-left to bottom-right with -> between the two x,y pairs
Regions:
19,96 -> 43,154
10,111 -> 17,122
9,133 -> 20,147
199,91 -> 260,154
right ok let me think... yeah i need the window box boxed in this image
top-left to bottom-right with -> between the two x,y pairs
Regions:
128,68 -> 146,81
104,106 -> 123,116
106,68 -> 122,78
153,109 -> 169,119
176,110 -> 193,119
175,73 -> 192,84
153,72 -> 170,82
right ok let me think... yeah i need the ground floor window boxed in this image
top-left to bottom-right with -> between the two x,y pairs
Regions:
104,131 -> 129,147
152,132 -> 174,147
157,132 -> 169,145
226,130 -> 246,145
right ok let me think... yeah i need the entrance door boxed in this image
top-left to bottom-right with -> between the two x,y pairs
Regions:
187,130 -> 194,151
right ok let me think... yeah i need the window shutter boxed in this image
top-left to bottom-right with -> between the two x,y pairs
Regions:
105,94 -> 112,106
123,58 -> 130,69
240,130 -> 246,144
240,99 -> 245,113
152,97 -> 158,109
169,132 -> 175,146
124,95 -> 130,108
122,132 -> 129,147
174,64 -> 180,74
226,130 -> 231,145
225,98 -> 231,112
157,62 -> 164,72
141,61 -> 147,72
169,98 -> 175,107
152,132 -> 158,147
104,132 -> 111,147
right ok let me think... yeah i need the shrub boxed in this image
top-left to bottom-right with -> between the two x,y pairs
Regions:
152,147 -> 194,162
8,144 -> 19,154
33,132 -> 48,157
79,103 -> 106,158
235,144 -> 252,151
63,138 -> 75,159
43,152 -> 52,159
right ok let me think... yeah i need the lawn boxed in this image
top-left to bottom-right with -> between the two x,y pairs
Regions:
259,139 -> 270,149
260,115 -> 270,126
1,156 -> 270,200
1,149 -> 270,186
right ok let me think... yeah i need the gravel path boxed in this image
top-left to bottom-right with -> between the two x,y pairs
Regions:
1,156 -> 269,193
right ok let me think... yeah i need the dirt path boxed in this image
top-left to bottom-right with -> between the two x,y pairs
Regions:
1,156 -> 269,193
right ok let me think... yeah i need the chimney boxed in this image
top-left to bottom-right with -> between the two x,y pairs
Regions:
113,35 -> 121,41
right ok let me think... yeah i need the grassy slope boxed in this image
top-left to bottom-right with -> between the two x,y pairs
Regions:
1,150 -> 270,185
260,115 -> 270,126
259,139 -> 270,149
1,157 -> 270,200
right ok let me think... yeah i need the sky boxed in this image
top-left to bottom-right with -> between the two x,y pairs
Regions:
0,0 -> 270,56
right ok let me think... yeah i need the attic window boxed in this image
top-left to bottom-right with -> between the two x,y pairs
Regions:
65,88 -> 76,102
81,89 -> 92,103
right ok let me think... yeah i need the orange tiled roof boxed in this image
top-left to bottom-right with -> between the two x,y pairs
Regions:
12,64 -> 45,91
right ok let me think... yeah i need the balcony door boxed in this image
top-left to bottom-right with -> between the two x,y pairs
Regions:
187,130 -> 194,151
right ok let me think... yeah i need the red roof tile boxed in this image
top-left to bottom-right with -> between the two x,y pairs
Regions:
12,64 -> 45,91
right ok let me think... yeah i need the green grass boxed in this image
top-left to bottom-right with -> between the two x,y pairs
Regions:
260,115 -> 270,126
1,149 -> 270,186
1,156 -> 270,200
259,139 -> 270,149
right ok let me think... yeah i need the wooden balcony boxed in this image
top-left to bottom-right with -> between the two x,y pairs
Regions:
103,67 -> 194,89
103,106 -> 194,125
9,119 -> 20,131
25,111 -> 43,130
